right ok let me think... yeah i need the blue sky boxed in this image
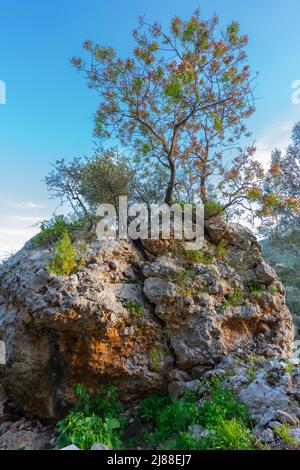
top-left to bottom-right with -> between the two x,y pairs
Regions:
0,0 -> 300,257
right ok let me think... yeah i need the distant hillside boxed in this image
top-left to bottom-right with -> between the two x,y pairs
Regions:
261,239 -> 300,337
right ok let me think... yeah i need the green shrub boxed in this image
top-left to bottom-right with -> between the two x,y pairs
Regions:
284,362 -> 294,375
221,290 -> 245,309
123,301 -> 144,317
214,240 -> 227,259
147,399 -> 201,446
248,280 -> 263,295
274,422 -> 297,446
208,418 -> 255,450
58,383 -> 258,451
184,250 -> 214,264
247,354 -> 257,381
171,267 -> 197,290
150,347 -> 161,371
165,432 -> 208,450
161,246 -> 213,264
165,419 -> 254,450
203,198 -> 225,219
94,384 -> 124,419
33,215 -> 86,246
72,384 -> 124,420
47,231 -> 85,276
138,395 -> 169,422
58,412 -> 123,450
268,286 -> 278,296
142,382 -> 255,450
198,382 -> 249,428
57,384 -> 125,450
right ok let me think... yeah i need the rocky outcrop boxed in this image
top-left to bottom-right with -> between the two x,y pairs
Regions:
0,218 -> 295,419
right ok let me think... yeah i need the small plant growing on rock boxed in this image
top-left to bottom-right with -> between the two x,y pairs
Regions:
221,290 -> 245,309
123,301 -> 144,317
171,267 -> 197,293
47,231 -> 85,277
247,354 -> 257,381
150,347 -> 161,371
203,198 -> 225,219
161,246 -> 213,265
274,422 -> 297,446
268,286 -> 278,296
33,215 -> 87,246
284,362 -> 294,375
184,250 -> 214,264
214,240 -> 227,259
248,280 -> 263,296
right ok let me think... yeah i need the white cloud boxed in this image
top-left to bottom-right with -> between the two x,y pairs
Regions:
15,216 -> 45,223
8,201 -> 45,210
0,226 -> 39,261
255,120 -> 294,169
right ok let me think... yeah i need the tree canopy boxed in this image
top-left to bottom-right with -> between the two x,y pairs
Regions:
45,10 -> 295,226
72,10 -> 257,206
260,121 -> 300,251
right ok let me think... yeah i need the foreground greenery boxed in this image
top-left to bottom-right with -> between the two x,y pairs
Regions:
58,380 -> 260,450
58,385 -> 126,450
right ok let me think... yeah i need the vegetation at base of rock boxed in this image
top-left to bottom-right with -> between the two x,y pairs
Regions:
137,381 -> 257,450
137,394 -> 169,421
57,385 -> 125,450
123,301 -> 144,317
57,381 -> 259,450
46,231 -> 85,277
165,418 -> 255,450
58,413 -> 123,450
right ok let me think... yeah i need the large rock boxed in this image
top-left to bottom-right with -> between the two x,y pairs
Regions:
142,223 -> 294,370
0,239 -> 173,418
0,220 -> 294,419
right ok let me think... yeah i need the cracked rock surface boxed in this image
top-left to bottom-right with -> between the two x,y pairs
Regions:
0,218 -> 294,419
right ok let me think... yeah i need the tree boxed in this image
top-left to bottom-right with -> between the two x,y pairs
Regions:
259,121 -> 300,250
72,10 -> 256,205
81,148 -> 134,210
45,149 -> 133,222
45,157 -> 90,218
45,147 -> 166,221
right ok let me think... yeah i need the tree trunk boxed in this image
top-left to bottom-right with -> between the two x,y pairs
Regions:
200,176 -> 206,201
164,161 -> 176,205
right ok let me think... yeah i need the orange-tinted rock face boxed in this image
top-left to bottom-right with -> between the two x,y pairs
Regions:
0,221 -> 294,419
